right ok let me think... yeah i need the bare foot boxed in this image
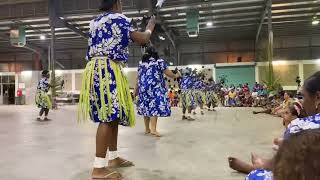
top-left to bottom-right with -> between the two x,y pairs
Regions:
108,157 -> 134,168
251,153 -> 265,169
44,117 -> 51,121
187,116 -> 195,121
145,129 -> 151,135
228,157 -> 254,174
273,138 -> 284,146
92,167 -> 122,179
150,131 -> 162,137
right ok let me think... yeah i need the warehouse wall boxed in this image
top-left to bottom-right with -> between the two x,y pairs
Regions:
0,34 -> 319,70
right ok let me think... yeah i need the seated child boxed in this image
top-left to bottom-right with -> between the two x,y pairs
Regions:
228,89 -> 237,107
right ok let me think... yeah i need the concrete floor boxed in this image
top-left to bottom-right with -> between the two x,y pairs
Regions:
0,105 -> 284,180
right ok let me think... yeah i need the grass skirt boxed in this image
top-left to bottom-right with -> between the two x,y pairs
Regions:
78,57 -> 135,127
180,90 -> 195,109
35,90 -> 52,109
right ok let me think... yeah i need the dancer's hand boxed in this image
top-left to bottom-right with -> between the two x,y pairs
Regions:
146,15 -> 156,32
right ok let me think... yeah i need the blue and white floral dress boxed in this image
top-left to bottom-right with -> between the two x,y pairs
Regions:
35,77 -> 52,109
246,113 -> 320,180
79,12 -> 136,126
137,58 -> 171,117
179,75 -> 195,108
206,82 -> 217,106
247,169 -> 274,180
193,78 -> 206,105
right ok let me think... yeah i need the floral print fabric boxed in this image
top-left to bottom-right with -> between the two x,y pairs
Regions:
247,169 -> 274,180
35,77 -> 51,109
137,58 -> 171,117
86,12 -> 135,63
284,113 -> 320,139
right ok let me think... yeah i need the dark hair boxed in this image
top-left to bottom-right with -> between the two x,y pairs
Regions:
42,70 -> 49,76
304,71 -> 320,96
142,46 -> 159,62
273,129 -> 320,180
288,102 -> 304,118
284,91 -> 294,98
99,0 -> 118,11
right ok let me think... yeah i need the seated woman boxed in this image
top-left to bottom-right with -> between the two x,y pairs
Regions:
243,91 -> 253,107
253,91 -> 293,116
228,71 -> 320,178
228,101 -> 304,174
247,129 -> 320,180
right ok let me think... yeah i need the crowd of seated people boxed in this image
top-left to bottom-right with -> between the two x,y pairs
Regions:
217,82 -> 270,107
228,71 -> 320,180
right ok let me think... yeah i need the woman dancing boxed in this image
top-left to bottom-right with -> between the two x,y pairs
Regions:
179,68 -> 196,121
36,70 -> 52,121
193,73 -> 206,115
78,0 -> 156,179
135,47 -> 180,137
206,78 -> 217,111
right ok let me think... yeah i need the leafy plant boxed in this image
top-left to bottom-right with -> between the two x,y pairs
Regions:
49,75 -> 63,109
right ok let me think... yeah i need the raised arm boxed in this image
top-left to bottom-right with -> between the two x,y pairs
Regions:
131,16 -> 156,45
164,69 -> 181,79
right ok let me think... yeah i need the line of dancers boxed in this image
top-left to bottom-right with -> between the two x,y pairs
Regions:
178,67 -> 218,121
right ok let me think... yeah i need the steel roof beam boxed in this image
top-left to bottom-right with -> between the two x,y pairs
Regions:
256,0 -> 271,44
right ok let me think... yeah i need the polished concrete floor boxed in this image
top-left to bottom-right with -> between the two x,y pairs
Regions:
0,105 -> 283,180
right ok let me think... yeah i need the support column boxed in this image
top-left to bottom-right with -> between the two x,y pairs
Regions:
212,66 -> 216,82
255,65 -> 260,83
71,71 -> 76,92
299,62 -> 304,82
49,0 -> 57,99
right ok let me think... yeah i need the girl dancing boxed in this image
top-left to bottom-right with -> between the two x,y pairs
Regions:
135,47 -> 180,137
78,0 -> 156,179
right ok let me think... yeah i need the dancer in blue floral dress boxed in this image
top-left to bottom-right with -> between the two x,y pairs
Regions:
179,68 -> 196,121
206,78 -> 217,111
136,47 -> 180,137
78,0 -> 157,179
35,70 -> 52,121
192,74 -> 206,115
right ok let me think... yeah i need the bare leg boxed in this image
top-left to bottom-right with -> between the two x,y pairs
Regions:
253,109 -> 272,114
37,108 -> 45,121
251,153 -> 273,170
44,109 -> 50,121
187,107 -> 195,121
228,157 -> 254,174
144,116 -> 151,134
92,123 -> 122,179
182,106 -> 187,120
150,116 -> 161,137
108,120 -> 134,168
200,103 -> 204,115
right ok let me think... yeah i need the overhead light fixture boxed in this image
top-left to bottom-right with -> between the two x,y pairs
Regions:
206,22 -> 213,27
312,19 -> 319,25
169,62 -> 173,65
40,35 -> 46,40
159,36 -> 166,41
312,16 -> 319,25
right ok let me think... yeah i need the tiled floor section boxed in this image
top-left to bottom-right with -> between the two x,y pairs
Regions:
0,105 -> 283,180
